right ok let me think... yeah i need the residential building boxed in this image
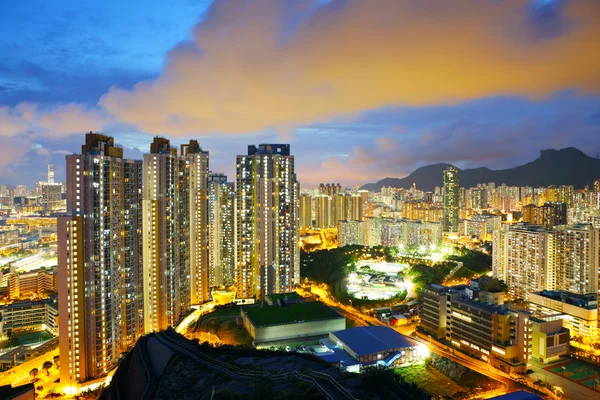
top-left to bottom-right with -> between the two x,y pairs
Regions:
443,166 -> 460,232
463,215 -> 501,241
236,144 -> 299,299
58,133 -> 144,384
143,138 -> 210,332
492,224 -> 554,300
522,203 -> 567,227
338,220 -> 365,246
208,173 -> 236,287
300,194 -> 313,228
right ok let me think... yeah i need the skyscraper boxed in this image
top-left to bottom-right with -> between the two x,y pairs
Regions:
443,166 -> 460,232
143,138 -> 209,333
299,194 -> 313,228
48,164 -> 55,184
40,163 -> 63,211
493,223 -> 600,300
58,133 -> 144,384
236,144 -> 299,299
208,173 -> 236,287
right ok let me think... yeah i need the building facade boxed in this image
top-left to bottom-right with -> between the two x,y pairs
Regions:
208,173 -> 236,287
443,167 -> 460,232
235,144 -> 299,299
493,223 -> 600,300
143,138 -> 210,332
58,133 -> 144,384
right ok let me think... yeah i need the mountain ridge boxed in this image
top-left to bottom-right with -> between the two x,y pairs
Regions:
360,147 -> 600,192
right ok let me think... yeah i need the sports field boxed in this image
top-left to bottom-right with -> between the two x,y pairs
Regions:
545,360 -> 600,389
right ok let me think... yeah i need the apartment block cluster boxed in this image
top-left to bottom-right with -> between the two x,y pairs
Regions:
58,133 -> 300,385
374,167 -> 600,241
493,223 -> 599,301
0,165 -> 65,215
421,280 -> 570,373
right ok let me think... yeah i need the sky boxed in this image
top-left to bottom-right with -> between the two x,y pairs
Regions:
0,0 -> 599,188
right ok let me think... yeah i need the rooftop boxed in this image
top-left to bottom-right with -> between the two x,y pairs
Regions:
531,290 -> 597,310
331,326 -> 419,356
242,301 -> 342,328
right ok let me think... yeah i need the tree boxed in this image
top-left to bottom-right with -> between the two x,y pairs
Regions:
42,360 -> 53,376
29,368 -> 39,380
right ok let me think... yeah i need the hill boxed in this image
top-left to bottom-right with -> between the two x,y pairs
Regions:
99,328 -> 429,400
361,148 -> 600,192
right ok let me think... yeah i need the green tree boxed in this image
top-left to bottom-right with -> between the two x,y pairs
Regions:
42,360 -> 53,376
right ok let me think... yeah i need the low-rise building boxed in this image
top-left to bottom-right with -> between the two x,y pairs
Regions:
317,326 -> 425,372
241,301 -> 345,344
528,290 -> 598,338
0,299 -> 58,338
530,317 -> 569,364
420,282 -> 570,373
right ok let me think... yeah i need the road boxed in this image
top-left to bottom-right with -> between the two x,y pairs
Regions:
300,282 -> 600,400
0,348 -> 59,387
298,284 -> 516,391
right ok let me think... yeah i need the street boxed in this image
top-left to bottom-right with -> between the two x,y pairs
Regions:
0,348 -> 59,387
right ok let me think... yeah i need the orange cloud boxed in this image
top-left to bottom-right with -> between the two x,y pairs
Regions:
97,0 -> 600,136
0,103 -> 109,138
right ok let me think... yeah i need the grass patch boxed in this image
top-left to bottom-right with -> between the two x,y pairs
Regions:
395,363 -> 463,397
242,302 -> 341,327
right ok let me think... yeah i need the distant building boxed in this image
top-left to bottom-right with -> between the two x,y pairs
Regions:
338,220 -> 365,246
299,194 -> 313,228
5,267 -> 58,299
463,215 -> 501,241
0,299 -> 58,338
443,166 -> 460,232
522,202 -> 567,227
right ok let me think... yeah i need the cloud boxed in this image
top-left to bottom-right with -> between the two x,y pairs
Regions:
309,112 -> 600,185
97,0 -> 600,136
0,103 -> 111,172
0,103 -> 110,138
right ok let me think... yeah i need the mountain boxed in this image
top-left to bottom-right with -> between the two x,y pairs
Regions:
360,148 -> 600,192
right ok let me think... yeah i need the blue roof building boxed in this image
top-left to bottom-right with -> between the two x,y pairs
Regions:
317,326 -> 426,372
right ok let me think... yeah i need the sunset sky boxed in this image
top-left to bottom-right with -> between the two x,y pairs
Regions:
1,0 -> 599,187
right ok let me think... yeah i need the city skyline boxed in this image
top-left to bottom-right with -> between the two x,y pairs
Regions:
1,0 -> 599,187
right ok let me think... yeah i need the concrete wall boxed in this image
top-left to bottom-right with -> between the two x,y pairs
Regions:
248,317 -> 346,343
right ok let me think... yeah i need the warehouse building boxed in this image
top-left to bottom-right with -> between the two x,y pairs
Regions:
318,326 -> 426,372
241,301 -> 346,344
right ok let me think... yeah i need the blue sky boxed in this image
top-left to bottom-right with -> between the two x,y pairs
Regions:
0,0 -> 599,187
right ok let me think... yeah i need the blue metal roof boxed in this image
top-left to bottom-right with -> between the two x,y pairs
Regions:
331,326 -> 419,357
488,391 -> 542,400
